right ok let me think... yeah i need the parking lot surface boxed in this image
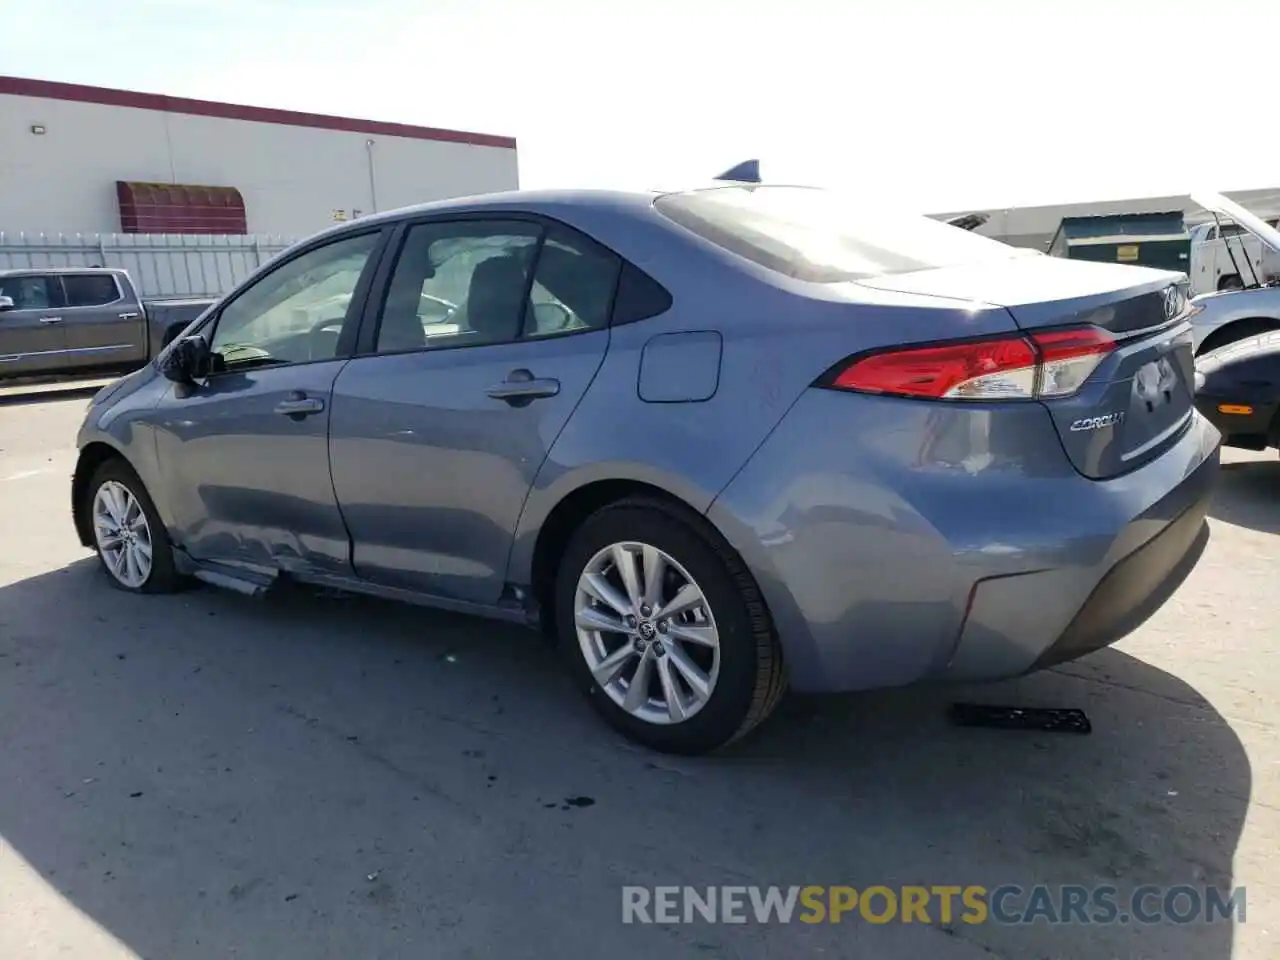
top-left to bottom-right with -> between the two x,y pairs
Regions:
1,388 -> 1277,959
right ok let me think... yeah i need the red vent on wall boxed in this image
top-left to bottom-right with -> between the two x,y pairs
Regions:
116,181 -> 248,235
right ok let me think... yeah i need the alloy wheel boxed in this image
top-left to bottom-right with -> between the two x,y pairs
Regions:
573,541 -> 721,725
92,480 -> 153,589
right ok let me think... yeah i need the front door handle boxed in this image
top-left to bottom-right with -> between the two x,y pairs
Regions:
38,316 -> 63,324
486,369 -> 560,405
274,391 -> 326,417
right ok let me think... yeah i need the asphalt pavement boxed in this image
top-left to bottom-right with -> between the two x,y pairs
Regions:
0,388 -> 1277,959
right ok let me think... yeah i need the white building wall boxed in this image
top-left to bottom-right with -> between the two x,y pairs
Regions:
0,92 -> 519,237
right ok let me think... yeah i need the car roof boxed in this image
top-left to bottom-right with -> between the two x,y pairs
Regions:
313,188 -> 663,242
0,266 -> 122,277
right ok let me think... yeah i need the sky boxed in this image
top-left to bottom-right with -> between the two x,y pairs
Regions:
2,0 -> 1278,214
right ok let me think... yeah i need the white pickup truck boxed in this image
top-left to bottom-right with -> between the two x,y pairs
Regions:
1188,214 -> 1280,295
1186,192 -> 1280,354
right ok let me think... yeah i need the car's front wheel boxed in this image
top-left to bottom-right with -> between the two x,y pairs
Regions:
555,498 -> 785,754
86,458 -> 183,594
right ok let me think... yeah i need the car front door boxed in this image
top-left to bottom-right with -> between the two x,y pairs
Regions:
0,275 -> 67,376
53,272 -> 150,371
151,228 -> 387,575
328,217 -> 621,604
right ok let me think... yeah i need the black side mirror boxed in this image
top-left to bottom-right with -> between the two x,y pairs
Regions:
0,295 -> 14,312
159,335 -> 212,384
161,317 -> 192,349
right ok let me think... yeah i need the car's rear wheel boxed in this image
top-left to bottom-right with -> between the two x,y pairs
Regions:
86,458 -> 182,594
555,498 -> 785,754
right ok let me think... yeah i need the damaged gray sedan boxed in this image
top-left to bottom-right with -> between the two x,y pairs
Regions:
73,184 -> 1219,753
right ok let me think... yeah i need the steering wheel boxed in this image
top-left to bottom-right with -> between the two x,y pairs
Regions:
419,293 -> 459,323
308,315 -> 347,359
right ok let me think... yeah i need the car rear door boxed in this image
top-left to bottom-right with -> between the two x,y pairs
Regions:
151,227 -> 388,575
328,216 -> 619,605
0,275 -> 67,376
53,272 -> 149,371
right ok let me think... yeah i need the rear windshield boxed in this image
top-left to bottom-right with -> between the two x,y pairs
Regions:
654,186 -> 1029,283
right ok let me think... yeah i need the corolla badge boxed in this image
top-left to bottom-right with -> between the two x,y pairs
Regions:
1070,412 -> 1125,431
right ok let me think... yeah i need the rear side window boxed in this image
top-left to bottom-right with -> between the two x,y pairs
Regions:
655,186 -> 1029,283
611,261 -> 673,325
523,224 -> 622,338
63,273 -> 121,306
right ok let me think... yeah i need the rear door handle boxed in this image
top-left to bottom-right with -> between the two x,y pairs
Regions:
273,392 -> 326,417
38,316 -> 63,324
486,369 -> 560,405
118,311 -> 141,320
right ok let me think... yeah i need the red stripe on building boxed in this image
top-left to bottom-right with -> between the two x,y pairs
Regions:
0,75 -> 516,149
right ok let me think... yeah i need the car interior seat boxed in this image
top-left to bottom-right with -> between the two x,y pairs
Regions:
465,255 -> 530,343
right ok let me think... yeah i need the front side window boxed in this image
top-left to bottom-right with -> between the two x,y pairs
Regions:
62,273 -> 120,307
210,231 -> 379,369
0,276 -> 55,310
655,185 -> 1032,283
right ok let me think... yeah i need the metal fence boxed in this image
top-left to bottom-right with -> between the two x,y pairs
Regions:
0,232 -> 298,299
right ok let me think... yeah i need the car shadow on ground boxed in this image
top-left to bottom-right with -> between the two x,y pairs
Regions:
0,556 -> 1248,960
1211,457 -> 1280,534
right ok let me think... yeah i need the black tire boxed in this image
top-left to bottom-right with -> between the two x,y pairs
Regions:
555,497 -> 786,754
85,457 -> 184,594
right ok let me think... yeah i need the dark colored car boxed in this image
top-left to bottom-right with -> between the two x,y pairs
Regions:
1195,330 -> 1280,453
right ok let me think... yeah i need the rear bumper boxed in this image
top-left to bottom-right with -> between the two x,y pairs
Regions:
941,454 -> 1214,682
707,390 -> 1221,693
1028,497 -> 1208,670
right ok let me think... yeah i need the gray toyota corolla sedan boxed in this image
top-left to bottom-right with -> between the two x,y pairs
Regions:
72,185 -> 1221,754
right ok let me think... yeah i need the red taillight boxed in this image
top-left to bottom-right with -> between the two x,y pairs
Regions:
1029,327 -> 1115,397
833,337 -> 1038,399
829,326 -> 1115,401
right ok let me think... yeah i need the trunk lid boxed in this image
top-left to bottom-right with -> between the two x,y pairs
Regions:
859,256 -> 1196,479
